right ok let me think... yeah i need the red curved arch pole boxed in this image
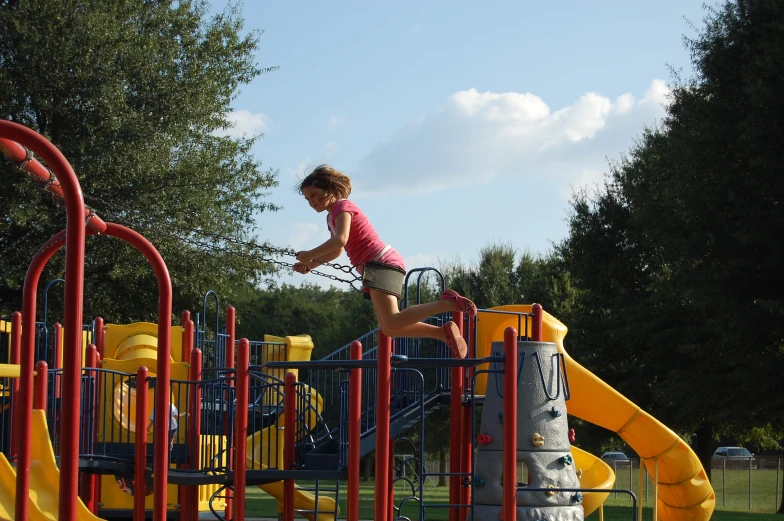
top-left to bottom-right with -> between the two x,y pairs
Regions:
18,222 -> 173,521
1,119 -> 88,521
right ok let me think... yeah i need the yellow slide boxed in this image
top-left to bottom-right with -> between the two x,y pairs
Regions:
245,386 -> 338,521
475,305 -> 715,521
571,446 -> 614,516
0,410 -> 104,521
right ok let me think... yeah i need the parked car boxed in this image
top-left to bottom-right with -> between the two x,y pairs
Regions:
712,446 -> 756,469
713,446 -> 753,458
601,451 -> 631,467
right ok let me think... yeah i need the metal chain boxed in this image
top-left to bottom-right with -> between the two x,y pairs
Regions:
173,233 -> 364,292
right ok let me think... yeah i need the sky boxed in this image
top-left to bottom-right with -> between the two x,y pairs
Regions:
209,0 -> 709,289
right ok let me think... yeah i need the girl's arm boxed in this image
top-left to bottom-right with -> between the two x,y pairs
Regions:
297,212 -> 351,264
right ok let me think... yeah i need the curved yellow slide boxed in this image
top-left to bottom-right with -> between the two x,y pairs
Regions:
475,305 -> 715,521
571,446 -> 614,516
0,410 -> 104,521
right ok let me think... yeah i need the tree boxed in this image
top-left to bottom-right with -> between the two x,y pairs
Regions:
558,0 -> 784,486
0,0 -> 278,323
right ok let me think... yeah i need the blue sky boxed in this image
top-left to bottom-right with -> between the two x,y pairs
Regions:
209,1 -> 708,288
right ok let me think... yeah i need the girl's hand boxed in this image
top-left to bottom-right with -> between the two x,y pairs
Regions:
293,262 -> 311,274
296,250 -> 313,264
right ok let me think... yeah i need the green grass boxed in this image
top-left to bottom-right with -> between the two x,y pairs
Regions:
245,474 -> 784,520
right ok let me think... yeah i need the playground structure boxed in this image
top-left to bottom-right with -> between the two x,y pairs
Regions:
0,120 -> 717,521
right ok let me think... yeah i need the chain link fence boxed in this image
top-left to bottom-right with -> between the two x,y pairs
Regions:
604,456 -> 784,513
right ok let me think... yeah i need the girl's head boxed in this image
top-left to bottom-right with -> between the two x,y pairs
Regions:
297,165 -> 352,212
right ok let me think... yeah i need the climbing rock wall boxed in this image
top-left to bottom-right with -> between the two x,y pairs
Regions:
471,341 -> 584,521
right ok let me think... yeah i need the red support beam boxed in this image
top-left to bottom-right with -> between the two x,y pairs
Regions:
234,339 -> 249,521
347,340 -> 362,521
80,345 -> 99,513
374,331 -> 392,521
33,361 -> 48,411
224,305 -> 236,520
186,342 -> 202,521
532,303 -> 543,342
135,367 -> 150,521
503,327 -> 518,521
449,311 -> 464,521
283,371 -> 297,521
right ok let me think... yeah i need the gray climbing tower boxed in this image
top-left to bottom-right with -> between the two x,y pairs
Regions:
471,341 -> 584,521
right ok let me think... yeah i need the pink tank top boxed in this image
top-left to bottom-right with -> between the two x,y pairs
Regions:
328,199 -> 406,272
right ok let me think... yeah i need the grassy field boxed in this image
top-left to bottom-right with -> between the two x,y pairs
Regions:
244,472 -> 784,520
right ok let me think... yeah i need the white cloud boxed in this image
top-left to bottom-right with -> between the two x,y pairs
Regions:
217,109 -> 268,139
354,80 -> 670,196
328,114 -> 347,132
323,141 -> 339,158
288,223 -> 327,250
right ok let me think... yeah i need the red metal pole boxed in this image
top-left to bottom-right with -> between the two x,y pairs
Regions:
1,120 -> 89,521
91,345 -> 102,513
503,327 -> 518,521
449,311 -> 464,521
374,331 -> 392,521
457,314 -> 471,521
234,339 -> 249,521
80,345 -> 99,513
187,342 -> 202,521
34,361 -> 48,411
387,437 -> 395,521
180,311 -> 191,362
283,371 -> 297,521
532,303 -> 543,342
135,367 -> 149,521
10,311 -> 21,459
347,340 -> 362,521
224,305 -> 235,520
94,317 -> 105,361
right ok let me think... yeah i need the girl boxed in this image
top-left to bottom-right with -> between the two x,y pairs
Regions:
293,165 -> 476,358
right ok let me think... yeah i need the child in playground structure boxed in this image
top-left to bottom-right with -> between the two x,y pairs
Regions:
147,379 -> 186,452
293,164 -> 477,359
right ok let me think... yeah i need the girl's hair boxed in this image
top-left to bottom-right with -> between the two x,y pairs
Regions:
296,164 -> 352,199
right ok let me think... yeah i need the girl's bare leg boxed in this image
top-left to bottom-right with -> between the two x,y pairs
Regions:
370,290 -> 452,340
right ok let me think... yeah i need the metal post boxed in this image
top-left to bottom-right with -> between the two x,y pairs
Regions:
283,372 -> 297,521
80,345 -> 99,513
449,311 -> 465,521
749,456 -> 753,510
135,367 -> 149,521
653,458 -> 659,520
347,340 -> 362,521
531,303 -> 543,341
723,458 -> 726,507
94,317 -> 105,361
224,306 -> 235,520
374,331 -> 392,521
502,327 -> 518,521
34,361 -> 48,411
187,342 -> 202,521
637,459 -> 644,520
234,339 -> 249,521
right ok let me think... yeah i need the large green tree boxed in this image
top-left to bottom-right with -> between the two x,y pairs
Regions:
0,0 -> 278,323
558,0 -> 784,484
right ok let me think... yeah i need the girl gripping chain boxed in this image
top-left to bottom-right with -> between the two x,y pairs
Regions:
293,165 -> 476,358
